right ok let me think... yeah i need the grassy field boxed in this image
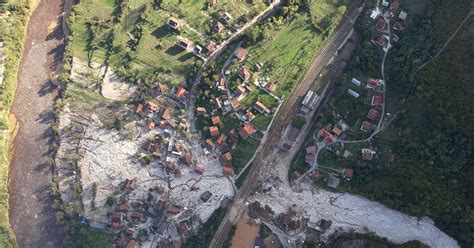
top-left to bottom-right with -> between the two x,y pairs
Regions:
0,1 -> 30,247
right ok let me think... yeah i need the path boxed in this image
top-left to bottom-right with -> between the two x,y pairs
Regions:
8,0 -> 66,246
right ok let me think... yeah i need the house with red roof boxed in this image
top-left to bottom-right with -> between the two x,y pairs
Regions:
238,67 -> 251,81
223,167 -> 233,176
234,47 -> 248,62
371,95 -> 382,106
360,121 -> 373,133
176,87 -> 187,98
367,108 -> 380,120
239,123 -> 257,139
209,126 -> 220,137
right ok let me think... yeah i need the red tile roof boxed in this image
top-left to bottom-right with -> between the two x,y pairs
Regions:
223,166 -> 233,176
176,87 -> 187,98
239,68 -> 251,81
221,152 -> 232,162
147,121 -> 155,130
234,47 -> 248,61
211,116 -> 221,125
135,103 -> 143,113
367,108 -> 380,120
344,168 -> 354,179
148,100 -> 159,112
361,121 -> 372,133
371,95 -> 382,106
194,166 -> 204,174
214,21 -> 225,32
239,123 -> 256,139
210,126 -> 219,137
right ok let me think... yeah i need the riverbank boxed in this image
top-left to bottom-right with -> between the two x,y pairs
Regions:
0,0 -> 33,246
7,0 -> 66,246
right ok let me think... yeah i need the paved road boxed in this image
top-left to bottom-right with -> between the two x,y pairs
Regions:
8,0 -> 66,246
210,1 -> 366,247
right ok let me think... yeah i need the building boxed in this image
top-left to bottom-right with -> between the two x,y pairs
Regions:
207,40 -> 217,53
178,37 -> 192,50
135,103 -> 143,113
216,134 -> 226,146
361,148 -> 376,161
244,111 -> 255,122
167,207 -> 180,215
371,95 -> 382,106
264,82 -> 277,92
147,121 -> 155,130
367,78 -> 382,89
167,17 -> 186,29
390,0 -> 400,12
367,108 -> 380,120
332,126 -> 342,136
238,67 -> 251,81
360,121 -> 373,133
200,191 -> 212,202
206,139 -> 216,150
211,116 -> 221,125
221,152 -> 232,162
214,21 -> 225,32
162,108 -> 171,120
347,89 -> 360,98
197,107 -> 207,115
234,47 -> 248,62
230,98 -> 241,110
223,166 -> 233,176
176,87 -> 187,98
351,78 -> 361,86
327,174 -> 340,189
254,101 -> 270,114
195,166 -> 204,175
210,126 -> 220,137
300,90 -> 320,113
147,100 -> 159,112
375,35 -> 388,47
239,123 -> 257,139
223,12 -> 233,23
376,17 -> 387,30
399,10 -> 408,21
343,168 -> 354,180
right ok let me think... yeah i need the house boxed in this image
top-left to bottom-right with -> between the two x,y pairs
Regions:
167,17 -> 186,30
223,166 -> 233,176
166,162 -> 175,173
147,100 -> 159,112
135,103 -> 143,113
197,107 -> 207,115
375,35 -> 388,47
194,166 -> 204,175
310,170 -> 321,182
327,174 -> 340,189
347,89 -> 360,98
254,62 -> 263,71
235,84 -> 247,95
118,203 -> 129,212
130,212 -> 144,222
206,139 -> 216,150
332,126 -> 342,136
209,0 -> 217,7
244,111 -> 255,122
176,87 -> 187,98
264,82 -> 277,92
238,67 -> 251,81
216,134 -> 226,146
361,148 -> 376,161
221,152 -> 232,162
371,95 -> 382,106
210,126 -> 220,137
254,101 -> 270,114
178,37 -> 192,50
147,121 -> 155,130
211,116 -> 221,125
390,0 -> 400,12
223,12 -> 232,23
234,47 -> 248,62
343,168 -> 354,180
215,97 -> 223,108
367,78 -> 381,89
239,123 -> 257,139
207,40 -> 217,53
230,98 -> 241,110
162,108 -> 171,120
367,108 -> 380,120
214,21 -> 225,32
200,191 -> 212,202
376,17 -> 387,30
167,206 -> 180,215
398,10 -> 408,21
159,120 -> 168,129
360,121 -> 373,133
158,83 -> 169,94
305,154 -> 315,165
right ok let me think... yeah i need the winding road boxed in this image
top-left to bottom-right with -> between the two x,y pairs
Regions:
8,0 -> 66,246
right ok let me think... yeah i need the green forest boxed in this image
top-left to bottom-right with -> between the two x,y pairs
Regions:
342,0 -> 474,247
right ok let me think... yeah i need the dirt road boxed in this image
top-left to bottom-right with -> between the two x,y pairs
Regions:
8,0 -> 66,246
210,1 -> 365,246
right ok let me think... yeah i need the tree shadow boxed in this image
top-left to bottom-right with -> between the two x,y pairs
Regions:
37,79 -> 58,97
178,52 -> 194,62
151,25 -> 172,39
165,45 -> 184,56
